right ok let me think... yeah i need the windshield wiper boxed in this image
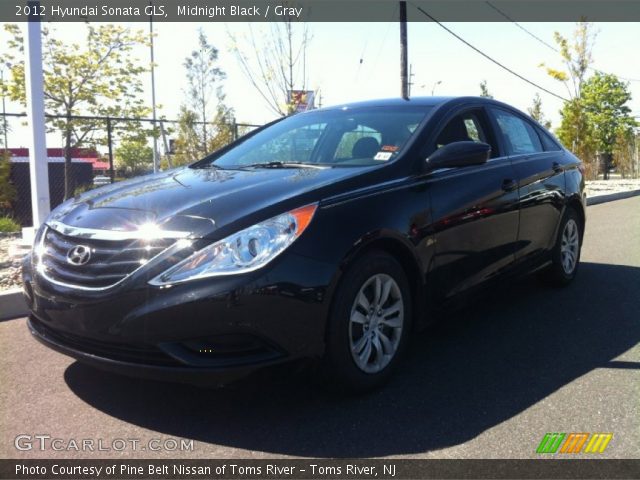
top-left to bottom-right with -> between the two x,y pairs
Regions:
242,161 -> 328,169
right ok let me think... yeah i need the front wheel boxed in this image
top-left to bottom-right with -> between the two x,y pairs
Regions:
323,251 -> 412,392
541,207 -> 583,286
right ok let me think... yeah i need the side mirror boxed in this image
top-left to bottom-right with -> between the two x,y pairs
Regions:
426,141 -> 491,170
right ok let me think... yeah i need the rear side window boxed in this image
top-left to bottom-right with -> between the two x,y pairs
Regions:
492,109 -> 543,155
537,128 -> 562,151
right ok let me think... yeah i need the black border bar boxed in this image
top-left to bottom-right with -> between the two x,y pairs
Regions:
2,1 -> 640,22
2,459 -> 640,480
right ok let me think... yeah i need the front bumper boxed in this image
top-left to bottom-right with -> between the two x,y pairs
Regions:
27,315 -> 275,386
23,251 -> 337,385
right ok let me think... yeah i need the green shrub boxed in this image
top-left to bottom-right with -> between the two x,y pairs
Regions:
0,152 -> 16,209
73,183 -> 95,196
0,216 -> 20,233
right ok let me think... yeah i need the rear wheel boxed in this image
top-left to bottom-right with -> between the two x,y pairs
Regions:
542,207 -> 582,286
323,251 -> 412,392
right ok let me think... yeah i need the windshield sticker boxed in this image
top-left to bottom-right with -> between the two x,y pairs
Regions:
374,152 -> 393,161
381,145 -> 399,152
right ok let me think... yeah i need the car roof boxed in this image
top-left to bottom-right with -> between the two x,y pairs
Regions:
318,96 -> 504,111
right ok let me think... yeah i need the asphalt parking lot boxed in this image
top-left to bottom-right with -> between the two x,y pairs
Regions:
1,196 -> 639,459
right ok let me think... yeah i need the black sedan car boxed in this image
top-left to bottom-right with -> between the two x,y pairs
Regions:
24,96 -> 586,390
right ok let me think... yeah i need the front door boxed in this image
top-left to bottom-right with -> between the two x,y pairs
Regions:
427,108 -> 520,300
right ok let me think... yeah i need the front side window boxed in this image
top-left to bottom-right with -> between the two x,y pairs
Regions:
435,110 -> 498,157
436,113 -> 488,147
199,107 -> 431,169
492,109 -> 543,155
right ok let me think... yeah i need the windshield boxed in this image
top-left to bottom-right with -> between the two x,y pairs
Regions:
199,106 -> 431,169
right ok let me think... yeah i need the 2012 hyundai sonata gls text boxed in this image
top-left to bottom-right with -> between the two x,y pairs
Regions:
24,97 -> 586,390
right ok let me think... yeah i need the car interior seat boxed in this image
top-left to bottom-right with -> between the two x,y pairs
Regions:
351,137 -> 381,158
436,118 -> 473,146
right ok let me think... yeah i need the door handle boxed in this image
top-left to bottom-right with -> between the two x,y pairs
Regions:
502,179 -> 517,192
552,162 -> 563,173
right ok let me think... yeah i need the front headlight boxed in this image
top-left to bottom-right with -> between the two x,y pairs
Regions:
149,203 -> 318,286
32,224 -> 46,267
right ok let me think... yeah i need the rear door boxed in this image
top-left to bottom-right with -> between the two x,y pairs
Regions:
427,107 -> 520,300
488,108 -> 565,262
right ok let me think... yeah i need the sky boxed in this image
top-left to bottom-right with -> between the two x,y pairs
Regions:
1,18 -> 640,152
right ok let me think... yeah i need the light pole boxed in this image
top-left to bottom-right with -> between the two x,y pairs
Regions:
431,80 -> 442,96
24,0 -> 50,228
1,68 -> 8,148
149,0 -> 159,173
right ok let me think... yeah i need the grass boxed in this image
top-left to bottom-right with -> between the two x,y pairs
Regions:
73,183 -> 96,196
0,216 -> 20,233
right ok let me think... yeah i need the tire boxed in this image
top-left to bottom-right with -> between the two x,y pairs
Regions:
323,250 -> 412,392
541,207 -> 583,286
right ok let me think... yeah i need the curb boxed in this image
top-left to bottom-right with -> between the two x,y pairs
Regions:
0,288 -> 27,321
586,188 -> 640,206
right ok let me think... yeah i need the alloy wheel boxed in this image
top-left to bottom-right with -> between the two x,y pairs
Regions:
349,273 -> 404,373
560,218 -> 580,274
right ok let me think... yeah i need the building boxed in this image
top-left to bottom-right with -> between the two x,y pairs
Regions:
1,147 -> 110,174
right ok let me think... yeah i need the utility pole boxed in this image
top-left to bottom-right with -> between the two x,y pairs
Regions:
24,0 -> 50,228
399,1 -> 409,99
149,0 -> 159,173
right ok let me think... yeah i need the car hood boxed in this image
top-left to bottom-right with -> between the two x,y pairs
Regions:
47,166 -> 363,238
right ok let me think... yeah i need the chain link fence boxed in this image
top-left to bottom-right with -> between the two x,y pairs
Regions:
5,111 -> 638,228
0,112 -> 261,227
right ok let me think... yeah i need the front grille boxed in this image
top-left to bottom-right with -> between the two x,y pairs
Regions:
40,227 -> 174,289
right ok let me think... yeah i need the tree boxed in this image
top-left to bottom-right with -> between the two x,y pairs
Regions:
613,128 -> 639,179
170,31 -> 234,167
0,120 -> 6,148
581,72 -> 636,155
207,93 -> 236,153
171,95 -> 236,167
184,30 -> 225,154
1,24 -> 150,199
0,70 -> 15,210
542,21 -> 597,100
479,80 -> 493,98
228,20 -> 311,116
0,151 -> 16,212
528,93 -> 552,129
171,107 -> 201,166
115,138 -> 153,176
542,21 -> 599,177
0,72 -> 10,148
556,99 -> 597,175
581,72 -> 637,179
0,120 -> 8,147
